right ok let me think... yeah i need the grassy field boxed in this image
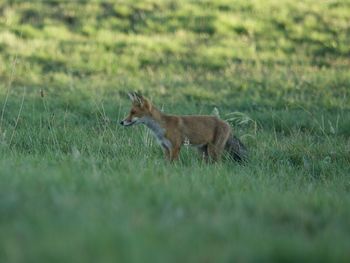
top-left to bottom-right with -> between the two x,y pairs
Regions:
0,0 -> 350,262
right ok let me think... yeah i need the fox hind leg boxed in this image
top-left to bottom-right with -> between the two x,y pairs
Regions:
207,144 -> 220,162
207,124 -> 231,162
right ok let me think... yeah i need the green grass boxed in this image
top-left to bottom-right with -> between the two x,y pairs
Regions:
0,0 -> 350,262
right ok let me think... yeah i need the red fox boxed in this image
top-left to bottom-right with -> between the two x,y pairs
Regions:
120,92 -> 247,162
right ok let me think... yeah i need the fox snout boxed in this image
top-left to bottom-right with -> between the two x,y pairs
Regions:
119,117 -> 139,126
119,119 -> 131,126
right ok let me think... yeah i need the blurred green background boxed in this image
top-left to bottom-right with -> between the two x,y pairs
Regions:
0,1 -> 349,262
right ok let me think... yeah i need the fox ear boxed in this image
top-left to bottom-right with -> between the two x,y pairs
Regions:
127,92 -> 142,105
127,92 -> 135,102
143,98 -> 152,110
135,92 -> 151,109
134,92 -> 144,105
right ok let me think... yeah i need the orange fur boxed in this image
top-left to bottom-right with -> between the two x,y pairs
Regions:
120,92 -> 247,162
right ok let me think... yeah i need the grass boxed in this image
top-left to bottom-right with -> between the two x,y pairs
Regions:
0,0 -> 350,262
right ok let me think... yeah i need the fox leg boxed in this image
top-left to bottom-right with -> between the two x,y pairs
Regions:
163,148 -> 171,161
207,144 -> 219,162
169,145 -> 181,162
207,124 -> 231,162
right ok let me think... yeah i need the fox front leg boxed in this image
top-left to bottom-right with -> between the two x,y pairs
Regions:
162,137 -> 180,162
162,146 -> 178,162
169,145 -> 181,162
163,147 -> 171,161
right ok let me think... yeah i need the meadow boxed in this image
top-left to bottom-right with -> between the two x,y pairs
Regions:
0,0 -> 349,262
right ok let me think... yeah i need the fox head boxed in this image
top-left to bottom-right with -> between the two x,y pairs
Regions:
120,92 -> 152,126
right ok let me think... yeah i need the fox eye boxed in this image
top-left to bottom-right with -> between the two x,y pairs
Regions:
131,110 -> 136,114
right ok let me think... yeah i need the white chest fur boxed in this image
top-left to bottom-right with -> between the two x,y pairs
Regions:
142,117 -> 172,150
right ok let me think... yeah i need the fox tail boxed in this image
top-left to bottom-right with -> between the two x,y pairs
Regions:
225,134 -> 248,162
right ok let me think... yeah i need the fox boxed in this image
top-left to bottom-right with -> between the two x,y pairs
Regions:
120,92 -> 247,163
